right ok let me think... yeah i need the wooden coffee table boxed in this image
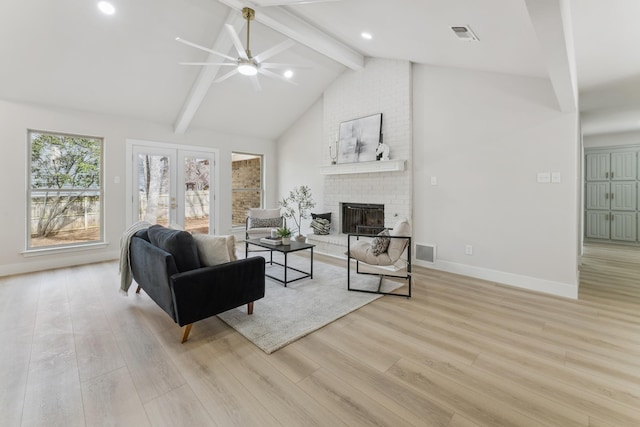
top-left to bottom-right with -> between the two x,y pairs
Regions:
245,238 -> 315,287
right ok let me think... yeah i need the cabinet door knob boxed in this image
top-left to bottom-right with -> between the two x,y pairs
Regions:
611,171 -> 614,178
605,193 -> 609,199
611,213 -> 615,221
605,172 -> 609,178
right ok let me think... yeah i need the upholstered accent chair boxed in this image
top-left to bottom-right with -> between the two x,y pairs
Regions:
245,208 -> 284,255
346,218 -> 412,298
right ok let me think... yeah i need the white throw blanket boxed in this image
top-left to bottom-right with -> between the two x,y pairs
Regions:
119,221 -> 152,295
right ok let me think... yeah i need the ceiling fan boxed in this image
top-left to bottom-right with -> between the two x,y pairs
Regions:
176,7 -> 305,91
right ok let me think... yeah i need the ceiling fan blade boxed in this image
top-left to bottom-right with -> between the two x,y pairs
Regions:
249,75 -> 262,92
253,39 -> 295,63
179,62 -> 237,66
260,62 -> 311,69
175,37 -> 237,62
225,24 -> 248,60
214,68 -> 239,83
260,68 -> 298,85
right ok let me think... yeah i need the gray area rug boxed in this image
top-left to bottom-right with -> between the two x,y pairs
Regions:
218,255 -> 403,354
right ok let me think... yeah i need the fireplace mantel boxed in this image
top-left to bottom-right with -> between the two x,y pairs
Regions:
320,159 -> 405,175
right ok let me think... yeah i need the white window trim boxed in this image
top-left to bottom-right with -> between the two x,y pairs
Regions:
25,130 -> 105,254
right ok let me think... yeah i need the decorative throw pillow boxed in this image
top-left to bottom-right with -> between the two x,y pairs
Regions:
310,218 -> 331,235
370,229 -> 391,256
249,217 -> 282,229
226,234 -> 237,261
147,225 -> 200,272
192,233 -> 231,266
311,212 -> 332,222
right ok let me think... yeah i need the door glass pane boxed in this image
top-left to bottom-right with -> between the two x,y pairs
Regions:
183,156 -> 210,234
137,154 -> 170,225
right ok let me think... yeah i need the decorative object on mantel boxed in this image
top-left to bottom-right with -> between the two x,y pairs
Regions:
279,185 -> 316,241
376,140 -> 390,161
337,113 -> 383,164
329,140 -> 338,165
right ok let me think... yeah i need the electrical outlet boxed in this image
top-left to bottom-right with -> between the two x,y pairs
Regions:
465,245 -> 473,255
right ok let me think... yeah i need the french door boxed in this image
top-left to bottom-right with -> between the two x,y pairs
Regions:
128,141 -> 216,234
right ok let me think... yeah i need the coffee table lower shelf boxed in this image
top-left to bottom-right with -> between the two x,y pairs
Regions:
245,238 -> 315,287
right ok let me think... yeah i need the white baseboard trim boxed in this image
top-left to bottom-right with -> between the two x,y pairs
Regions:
0,250 -> 120,278
414,259 -> 578,299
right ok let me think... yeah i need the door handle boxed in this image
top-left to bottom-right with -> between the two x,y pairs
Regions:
611,171 -> 614,178
605,193 -> 609,199
605,172 -> 609,178
611,213 -> 614,221
611,193 -> 614,199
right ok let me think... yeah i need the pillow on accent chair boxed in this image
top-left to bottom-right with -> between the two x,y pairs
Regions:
370,229 -> 391,255
249,217 -> 282,229
387,218 -> 411,260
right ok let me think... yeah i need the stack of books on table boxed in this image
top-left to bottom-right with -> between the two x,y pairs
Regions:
260,237 -> 282,245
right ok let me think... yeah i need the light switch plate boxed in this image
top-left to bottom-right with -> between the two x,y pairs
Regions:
537,172 -> 551,183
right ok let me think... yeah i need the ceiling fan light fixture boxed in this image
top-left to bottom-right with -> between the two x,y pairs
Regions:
238,63 -> 258,76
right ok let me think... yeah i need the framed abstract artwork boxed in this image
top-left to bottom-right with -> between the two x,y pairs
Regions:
337,113 -> 382,164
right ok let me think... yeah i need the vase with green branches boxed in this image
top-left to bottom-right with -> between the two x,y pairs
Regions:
279,185 -> 316,240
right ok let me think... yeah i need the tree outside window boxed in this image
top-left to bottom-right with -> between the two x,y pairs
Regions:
28,130 -> 103,248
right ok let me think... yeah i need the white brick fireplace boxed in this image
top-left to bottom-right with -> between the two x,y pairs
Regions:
308,58 -> 413,257
324,58 -> 412,229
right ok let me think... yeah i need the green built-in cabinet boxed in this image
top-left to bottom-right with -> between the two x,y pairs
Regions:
585,148 -> 640,243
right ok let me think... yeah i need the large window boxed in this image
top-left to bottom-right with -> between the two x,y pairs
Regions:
231,152 -> 263,227
28,130 -> 103,249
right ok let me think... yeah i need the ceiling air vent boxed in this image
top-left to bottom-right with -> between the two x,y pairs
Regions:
451,26 -> 479,42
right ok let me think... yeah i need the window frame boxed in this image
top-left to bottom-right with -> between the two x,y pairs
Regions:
26,129 -> 105,252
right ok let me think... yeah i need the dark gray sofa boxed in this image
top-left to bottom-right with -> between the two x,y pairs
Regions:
129,225 -> 265,342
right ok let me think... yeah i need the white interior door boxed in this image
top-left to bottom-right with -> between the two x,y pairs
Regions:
129,142 -> 216,233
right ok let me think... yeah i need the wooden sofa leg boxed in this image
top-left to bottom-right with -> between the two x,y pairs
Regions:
135,285 -> 141,294
181,324 -> 193,343
247,301 -> 254,315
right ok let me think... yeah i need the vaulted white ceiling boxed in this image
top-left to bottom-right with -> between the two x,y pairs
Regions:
0,0 -> 637,139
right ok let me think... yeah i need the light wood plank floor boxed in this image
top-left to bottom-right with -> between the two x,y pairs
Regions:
1,244 -> 640,426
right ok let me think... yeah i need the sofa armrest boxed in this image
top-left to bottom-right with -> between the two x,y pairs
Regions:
169,257 -> 266,326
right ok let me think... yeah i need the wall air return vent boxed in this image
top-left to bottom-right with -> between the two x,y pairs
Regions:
451,26 -> 479,42
416,244 -> 436,263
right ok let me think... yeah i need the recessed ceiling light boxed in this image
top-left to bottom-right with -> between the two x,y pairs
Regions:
97,1 -> 115,15
361,32 -> 373,40
284,70 -> 294,79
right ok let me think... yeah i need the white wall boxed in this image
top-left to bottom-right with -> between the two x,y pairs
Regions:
0,100 -> 277,276
276,99 -> 325,235
413,65 -> 580,298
